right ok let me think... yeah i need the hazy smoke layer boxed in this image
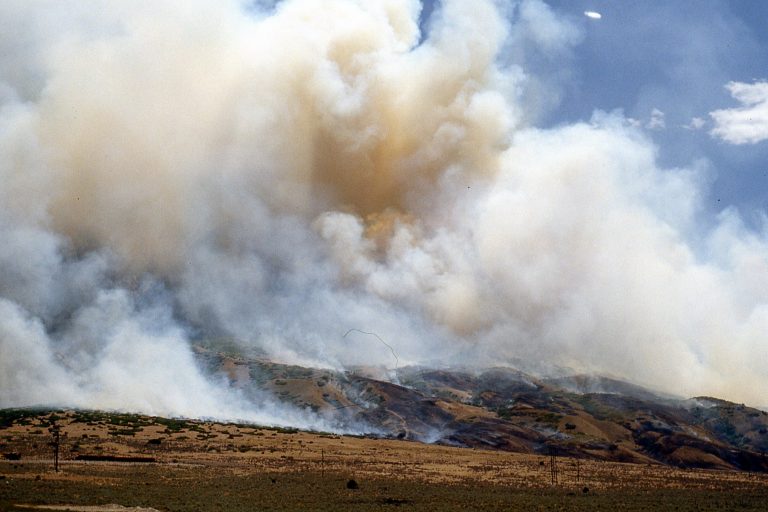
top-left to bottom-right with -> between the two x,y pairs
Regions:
1,0 -> 767,420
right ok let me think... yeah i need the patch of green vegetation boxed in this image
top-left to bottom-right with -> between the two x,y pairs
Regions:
0,408 -> 52,428
714,418 -> 746,448
108,429 -> 139,437
107,413 -> 146,426
262,425 -> 299,434
280,365 -> 316,380
35,413 -> 64,428
573,395 -> 623,422
228,422 -> 260,431
70,411 -> 152,430
70,411 -> 212,435
154,417 -> 191,432
536,412 -> 563,426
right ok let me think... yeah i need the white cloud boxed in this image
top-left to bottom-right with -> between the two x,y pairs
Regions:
710,81 -> 768,144
584,11 -> 602,20
516,0 -> 583,52
683,117 -> 706,130
646,108 -> 666,130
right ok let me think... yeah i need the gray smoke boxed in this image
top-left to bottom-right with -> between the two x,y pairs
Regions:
1,0 -> 767,424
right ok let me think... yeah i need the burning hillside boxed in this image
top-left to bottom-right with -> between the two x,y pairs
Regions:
1,0 -> 768,428
194,349 -> 768,472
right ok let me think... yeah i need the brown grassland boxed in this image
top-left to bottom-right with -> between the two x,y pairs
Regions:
1,410 -> 767,511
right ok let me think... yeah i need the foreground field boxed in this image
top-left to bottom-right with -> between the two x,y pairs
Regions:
1,410 -> 767,511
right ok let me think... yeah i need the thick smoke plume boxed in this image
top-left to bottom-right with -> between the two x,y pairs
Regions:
1,0 -> 767,423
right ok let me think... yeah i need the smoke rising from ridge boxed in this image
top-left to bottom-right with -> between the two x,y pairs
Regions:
1,0 -> 767,422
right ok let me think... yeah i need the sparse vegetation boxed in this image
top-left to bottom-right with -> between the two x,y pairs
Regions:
0,409 -> 49,428
1,409 -> 768,511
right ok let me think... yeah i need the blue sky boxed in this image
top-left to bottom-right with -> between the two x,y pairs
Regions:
423,0 -> 768,224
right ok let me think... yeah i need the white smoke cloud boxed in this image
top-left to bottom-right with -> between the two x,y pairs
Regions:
0,0 -> 767,422
710,81 -> 768,144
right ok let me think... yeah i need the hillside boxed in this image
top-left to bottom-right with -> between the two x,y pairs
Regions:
194,348 -> 768,472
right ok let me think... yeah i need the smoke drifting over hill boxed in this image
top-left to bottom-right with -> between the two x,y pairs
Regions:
1,0 -> 767,424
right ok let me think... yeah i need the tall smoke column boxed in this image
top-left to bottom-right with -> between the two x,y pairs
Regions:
0,0 -> 767,421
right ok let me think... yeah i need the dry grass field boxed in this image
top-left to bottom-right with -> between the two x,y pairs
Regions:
1,410 -> 767,511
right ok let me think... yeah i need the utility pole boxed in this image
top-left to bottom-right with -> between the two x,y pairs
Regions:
49,423 -> 61,472
549,447 -> 558,486
575,457 -> 580,484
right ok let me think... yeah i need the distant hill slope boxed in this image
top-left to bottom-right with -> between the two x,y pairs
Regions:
164,348 -> 768,471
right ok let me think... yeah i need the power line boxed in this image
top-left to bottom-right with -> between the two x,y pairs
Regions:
342,329 -> 399,372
